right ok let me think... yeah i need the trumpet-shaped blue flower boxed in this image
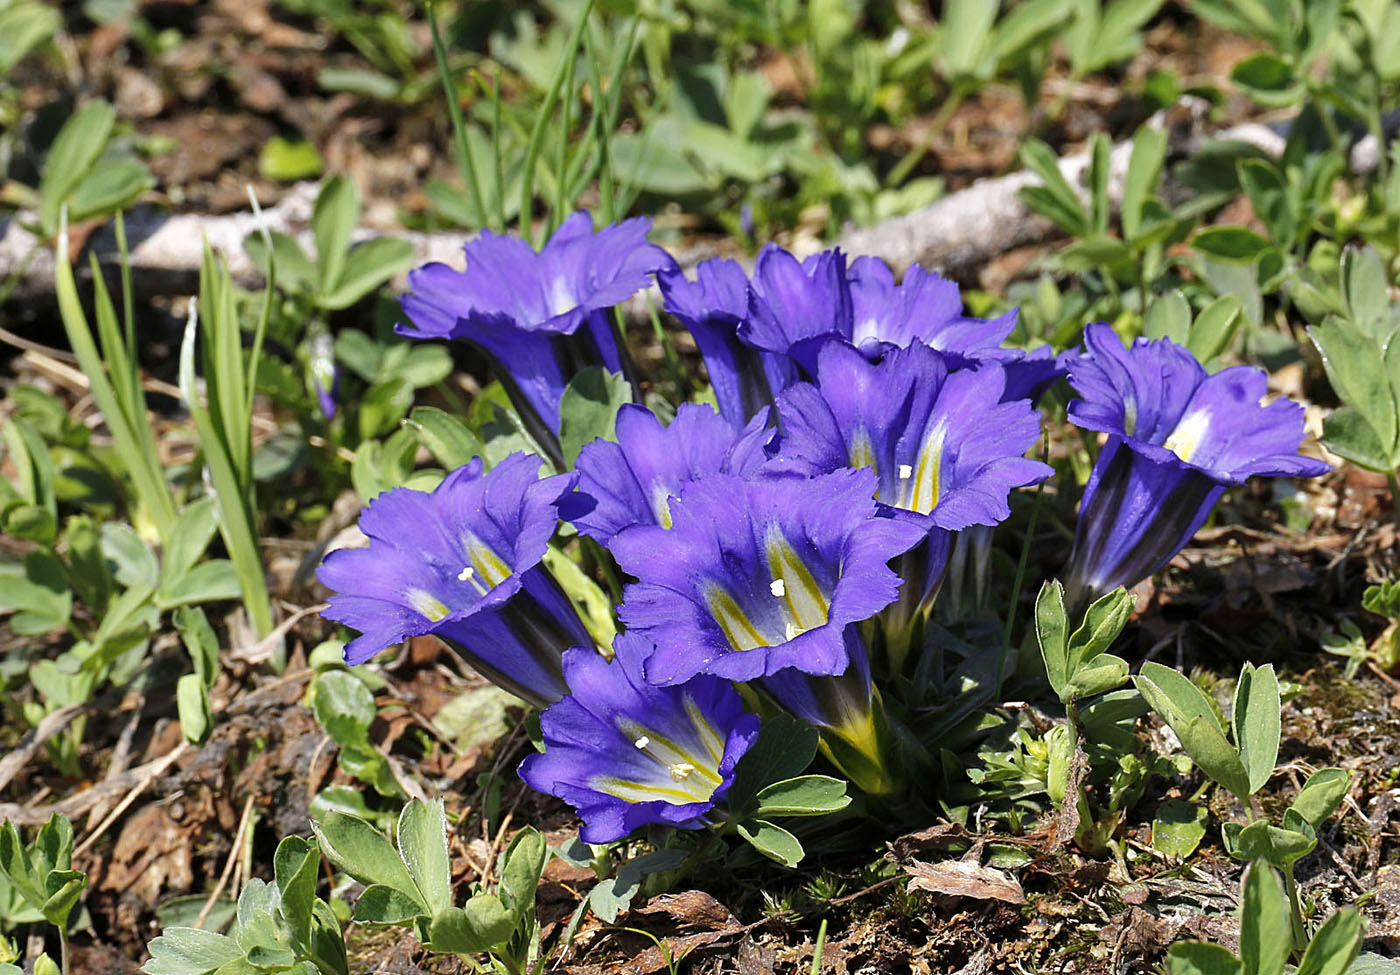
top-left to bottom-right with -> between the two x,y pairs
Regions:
658,259 -> 787,430
740,245 -> 852,379
562,403 -> 773,546
1064,323 -> 1330,604
847,257 -> 1017,364
398,213 -> 675,454
772,342 -> 1051,532
317,453 -> 591,707
611,468 -> 927,685
518,633 -> 759,843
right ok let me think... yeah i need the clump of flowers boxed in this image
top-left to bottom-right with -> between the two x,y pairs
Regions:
318,213 -> 1328,852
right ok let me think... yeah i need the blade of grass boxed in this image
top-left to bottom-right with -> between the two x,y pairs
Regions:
520,0 -> 596,245
550,11 -> 584,234
179,281 -> 275,645
428,0 -> 490,231
54,213 -> 177,541
244,188 -> 275,420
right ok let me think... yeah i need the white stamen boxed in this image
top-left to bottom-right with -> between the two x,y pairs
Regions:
769,578 -> 786,598
668,763 -> 696,782
898,464 -> 913,480
634,736 -> 650,749
457,566 -> 475,582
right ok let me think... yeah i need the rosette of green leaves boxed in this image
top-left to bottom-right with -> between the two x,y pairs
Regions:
311,799 -> 546,970
143,837 -> 347,975
0,816 -> 85,940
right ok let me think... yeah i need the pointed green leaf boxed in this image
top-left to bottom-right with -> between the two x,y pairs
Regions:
754,775 -> 852,817
499,827 -> 547,917
1035,580 -> 1072,700
1233,663 -> 1280,795
350,884 -> 426,925
396,799 -> 453,917
1296,908 -> 1363,975
312,176 -> 360,294
1289,768 -> 1351,828
310,813 -> 424,909
141,928 -> 245,975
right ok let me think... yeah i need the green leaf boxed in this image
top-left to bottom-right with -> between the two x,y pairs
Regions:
1144,291 -> 1191,344
1135,663 -> 1251,800
425,898 -> 514,954
272,836 -> 320,949
1310,319 -> 1398,461
1152,798 -> 1209,858
1068,587 -> 1134,671
1236,159 -> 1295,251
174,606 -> 219,688
939,0 -> 997,80
1345,953 -> 1400,975
727,714 -> 820,815
1239,865 -> 1291,975
243,231 -> 315,291
736,819 -> 805,868
1188,294 -> 1242,363
156,559 -> 242,609
989,0 -> 1068,66
1233,663 -> 1280,795
176,673 -> 213,746
350,884 -> 425,925
259,136 -> 324,183
1018,139 -> 1088,236
396,799 -> 453,917
310,813 -> 424,909
1289,768 -> 1351,828
66,161 -> 154,224
38,101 -> 116,236
319,237 -> 414,310
312,176 -> 360,295
312,670 -> 377,747
558,367 -> 632,467
1035,580 -> 1071,700
1067,655 -> 1130,698
0,550 -> 73,627
1296,908 -> 1363,975
0,1 -> 59,75
141,928 -> 245,975
586,849 -> 688,924
499,827 -> 546,918
1225,818 -> 1316,869
1122,123 -> 1167,240
1341,246 -> 1391,339
1231,52 -> 1302,107
1193,226 -> 1273,263
161,497 -> 220,592
1167,942 -> 1244,975
404,407 -> 484,470
753,775 -> 852,817
1320,407 -> 1395,473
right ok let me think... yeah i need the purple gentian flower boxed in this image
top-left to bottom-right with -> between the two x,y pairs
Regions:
561,403 -> 773,546
769,341 -> 1049,664
771,341 -> 1052,532
847,256 -> 1017,365
610,467 -> 927,685
518,632 -> 759,843
317,453 -> 592,707
740,245 -> 852,379
993,344 -> 1072,404
658,258 -> 787,430
1063,323 -> 1330,606
398,212 -> 676,461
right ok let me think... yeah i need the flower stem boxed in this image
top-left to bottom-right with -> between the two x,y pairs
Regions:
1386,470 -> 1400,530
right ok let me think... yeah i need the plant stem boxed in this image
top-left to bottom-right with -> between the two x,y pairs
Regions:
1387,470 -> 1400,529
996,439 -> 1048,698
58,926 -> 70,975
